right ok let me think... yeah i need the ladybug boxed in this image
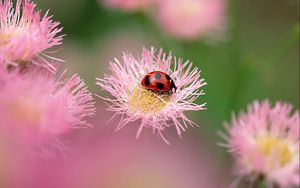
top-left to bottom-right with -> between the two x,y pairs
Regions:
141,71 -> 177,94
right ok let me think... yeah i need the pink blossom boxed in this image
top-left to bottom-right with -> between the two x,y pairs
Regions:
0,0 -> 63,73
0,108 -> 228,188
101,0 -> 154,12
220,100 -> 299,188
156,0 -> 226,40
96,47 -> 206,144
0,70 -> 95,156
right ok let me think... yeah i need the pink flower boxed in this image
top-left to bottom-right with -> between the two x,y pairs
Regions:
220,100 -> 299,188
0,70 -> 95,157
96,47 -> 206,144
101,0 -> 153,12
0,0 -> 63,73
156,0 -> 226,40
0,51 -> 5,72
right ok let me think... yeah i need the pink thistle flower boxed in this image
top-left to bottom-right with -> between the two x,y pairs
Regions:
0,70 -> 95,157
101,0 -> 154,12
96,47 -> 206,144
0,0 -> 63,73
0,51 -> 5,71
220,100 -> 299,188
156,0 -> 226,40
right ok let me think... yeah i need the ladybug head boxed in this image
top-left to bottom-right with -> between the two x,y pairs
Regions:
170,80 -> 177,93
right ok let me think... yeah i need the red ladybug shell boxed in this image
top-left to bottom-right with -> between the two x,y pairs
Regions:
141,71 -> 177,93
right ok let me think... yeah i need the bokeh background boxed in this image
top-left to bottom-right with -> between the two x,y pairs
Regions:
2,0 -> 299,187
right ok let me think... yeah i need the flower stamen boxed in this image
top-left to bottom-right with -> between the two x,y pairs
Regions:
256,135 -> 293,167
0,32 -> 13,46
129,86 -> 171,114
8,98 -> 41,126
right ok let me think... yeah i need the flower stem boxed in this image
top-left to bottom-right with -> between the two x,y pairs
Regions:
226,0 -> 244,115
258,178 -> 265,188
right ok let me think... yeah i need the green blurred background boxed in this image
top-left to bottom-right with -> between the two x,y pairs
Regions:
35,0 -> 298,147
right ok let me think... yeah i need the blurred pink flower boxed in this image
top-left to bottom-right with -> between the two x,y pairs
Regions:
0,108 -> 228,188
101,0 -> 153,12
58,114 -> 227,188
221,100 -> 299,188
0,51 -> 5,72
0,70 -> 95,157
0,0 -> 63,73
96,47 -> 206,144
156,0 -> 226,40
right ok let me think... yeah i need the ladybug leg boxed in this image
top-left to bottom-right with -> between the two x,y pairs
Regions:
174,86 -> 177,93
170,86 -> 177,94
170,81 -> 177,94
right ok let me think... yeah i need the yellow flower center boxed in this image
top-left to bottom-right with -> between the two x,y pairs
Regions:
129,86 -> 171,114
0,32 -> 13,46
8,98 -> 41,126
0,31 -> 30,63
256,135 -> 293,167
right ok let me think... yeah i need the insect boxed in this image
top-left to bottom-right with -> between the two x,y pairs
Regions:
141,71 -> 177,94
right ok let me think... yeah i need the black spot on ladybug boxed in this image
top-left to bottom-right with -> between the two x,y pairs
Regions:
144,76 -> 150,86
156,83 -> 164,90
165,74 -> 171,80
154,73 -> 161,80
